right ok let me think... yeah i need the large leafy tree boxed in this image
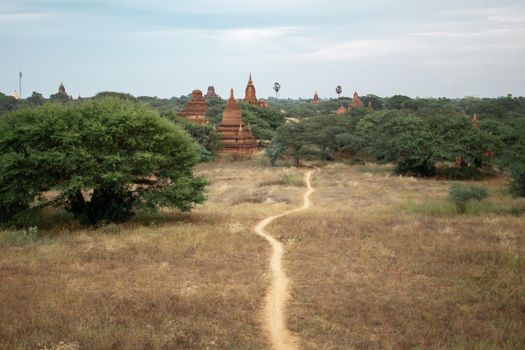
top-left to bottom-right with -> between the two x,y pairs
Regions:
356,110 -> 496,176
25,91 -> 45,107
0,97 -> 207,225
357,111 -> 437,175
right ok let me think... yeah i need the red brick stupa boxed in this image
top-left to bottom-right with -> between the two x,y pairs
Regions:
472,113 -> 479,128
350,91 -> 364,109
217,89 -> 257,155
59,82 -> 66,94
180,90 -> 208,125
336,105 -> 347,115
205,86 -> 219,98
244,73 -> 268,108
312,91 -> 320,104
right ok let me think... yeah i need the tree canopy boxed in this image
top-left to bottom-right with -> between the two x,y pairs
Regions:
0,97 -> 207,225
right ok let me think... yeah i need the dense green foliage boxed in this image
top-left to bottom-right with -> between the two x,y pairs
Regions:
168,115 -> 221,161
0,98 -> 207,225
0,93 -> 19,113
268,99 -> 514,181
2,89 -> 524,195
357,110 -> 496,176
273,114 -> 361,165
448,184 -> 489,213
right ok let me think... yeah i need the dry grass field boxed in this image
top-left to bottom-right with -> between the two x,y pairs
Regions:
1,158 -> 524,349
275,163 -> 525,349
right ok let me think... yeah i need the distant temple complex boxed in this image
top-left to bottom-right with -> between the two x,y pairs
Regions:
217,89 -> 257,155
336,105 -> 347,115
205,86 -> 219,98
180,90 -> 208,125
350,91 -> 364,109
58,82 -> 66,94
312,91 -> 320,104
244,73 -> 268,108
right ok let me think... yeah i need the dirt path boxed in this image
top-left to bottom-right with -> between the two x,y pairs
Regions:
254,170 -> 316,350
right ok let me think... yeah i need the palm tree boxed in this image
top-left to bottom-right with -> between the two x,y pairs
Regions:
273,82 -> 281,99
336,85 -> 342,99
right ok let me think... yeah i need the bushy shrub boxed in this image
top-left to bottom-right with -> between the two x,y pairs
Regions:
448,184 -> 488,213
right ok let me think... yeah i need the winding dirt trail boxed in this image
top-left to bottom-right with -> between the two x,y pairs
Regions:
254,170 -> 316,350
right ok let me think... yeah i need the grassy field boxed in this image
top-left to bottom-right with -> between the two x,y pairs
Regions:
276,163 -> 525,349
1,159 -> 524,349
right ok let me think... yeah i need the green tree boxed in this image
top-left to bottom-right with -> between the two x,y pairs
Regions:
0,98 -> 207,225
384,95 -> 414,110
25,91 -> 45,107
0,93 -> 19,113
168,115 -> 221,160
356,111 -> 436,175
49,91 -> 71,104
273,122 -> 313,166
265,142 -> 285,166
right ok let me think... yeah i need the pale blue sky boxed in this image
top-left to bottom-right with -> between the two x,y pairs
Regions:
1,0 -> 524,99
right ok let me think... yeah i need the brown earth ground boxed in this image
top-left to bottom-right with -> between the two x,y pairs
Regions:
1,158 -> 524,349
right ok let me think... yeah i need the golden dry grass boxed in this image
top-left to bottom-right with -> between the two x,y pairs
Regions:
0,159 -> 306,350
272,163 -> 525,349
1,159 -> 524,349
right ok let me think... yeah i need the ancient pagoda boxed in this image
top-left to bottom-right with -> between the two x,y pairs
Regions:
472,113 -> 479,128
59,82 -> 66,94
217,89 -> 257,155
312,91 -> 320,104
350,91 -> 364,109
336,105 -> 347,115
244,73 -> 269,108
180,90 -> 208,125
205,86 -> 219,98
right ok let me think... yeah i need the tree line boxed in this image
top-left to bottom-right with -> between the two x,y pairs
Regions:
0,91 -> 523,227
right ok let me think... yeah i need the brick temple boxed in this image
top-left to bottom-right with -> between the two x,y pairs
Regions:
312,91 -> 320,104
205,86 -> 219,98
180,89 -> 208,124
336,105 -> 347,115
244,73 -> 269,108
217,89 -> 257,155
350,91 -> 364,109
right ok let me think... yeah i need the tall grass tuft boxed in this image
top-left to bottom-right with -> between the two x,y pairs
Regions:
448,184 -> 489,213
400,199 -> 520,217
258,173 -> 305,187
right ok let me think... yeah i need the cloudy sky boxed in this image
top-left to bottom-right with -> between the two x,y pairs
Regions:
1,0 -> 524,99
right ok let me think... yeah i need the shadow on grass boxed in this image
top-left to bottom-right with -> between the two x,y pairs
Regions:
0,207 -> 222,247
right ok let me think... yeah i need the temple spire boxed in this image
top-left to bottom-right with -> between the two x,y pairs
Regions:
217,87 -> 257,155
312,91 -> 320,104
